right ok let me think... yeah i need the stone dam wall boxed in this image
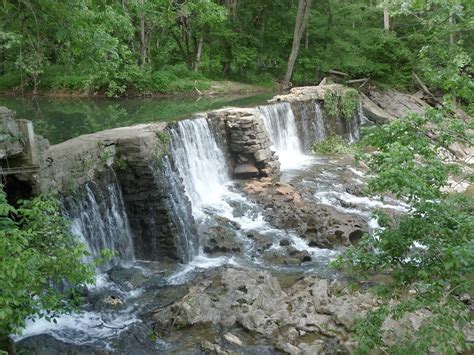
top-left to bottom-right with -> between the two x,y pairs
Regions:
1,85 -> 365,263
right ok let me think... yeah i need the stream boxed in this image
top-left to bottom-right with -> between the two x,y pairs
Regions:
12,96 -> 407,354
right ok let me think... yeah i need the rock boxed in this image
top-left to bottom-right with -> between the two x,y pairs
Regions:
244,179 -> 368,249
223,108 -> 280,178
280,239 -> 291,247
247,232 -> 273,253
277,342 -> 301,354
254,149 -> 271,162
108,266 -> 147,290
88,289 -> 126,311
143,284 -> 189,311
223,332 -> 243,346
201,341 -> 229,355
275,184 -> 294,196
360,92 -> 396,124
234,163 -> 259,178
202,219 -> 242,255
153,267 -> 380,353
361,89 -> 428,124
263,246 -> 312,265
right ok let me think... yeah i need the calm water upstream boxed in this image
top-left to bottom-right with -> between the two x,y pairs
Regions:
0,92 -> 274,144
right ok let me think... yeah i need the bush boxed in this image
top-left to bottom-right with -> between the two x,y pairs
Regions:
0,191 -> 96,338
312,135 -> 359,155
333,109 -> 473,353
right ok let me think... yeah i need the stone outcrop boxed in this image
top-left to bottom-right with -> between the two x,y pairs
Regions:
153,266 -> 469,354
0,107 -> 24,160
207,107 -> 280,178
360,89 -> 428,123
153,266 -> 378,353
244,178 -> 367,249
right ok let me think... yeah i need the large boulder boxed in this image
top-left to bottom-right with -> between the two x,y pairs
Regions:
361,89 -> 428,123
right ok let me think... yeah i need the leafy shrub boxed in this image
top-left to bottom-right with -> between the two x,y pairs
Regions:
312,135 -> 357,154
0,191 -> 96,337
333,109 -> 473,353
323,88 -> 359,121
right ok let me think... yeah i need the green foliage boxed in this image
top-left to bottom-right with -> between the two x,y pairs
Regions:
341,90 -> 359,121
155,130 -> 170,146
312,135 -> 357,155
0,0 -> 471,106
0,191 -> 95,336
323,91 -> 339,119
323,88 -> 359,121
333,108 -> 473,353
114,158 -> 128,172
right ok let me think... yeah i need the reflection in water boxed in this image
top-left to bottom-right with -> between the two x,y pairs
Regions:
0,93 -> 275,144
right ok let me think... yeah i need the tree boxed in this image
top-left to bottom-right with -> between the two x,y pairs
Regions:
0,191 -> 95,353
284,0 -> 312,84
334,109 -> 473,353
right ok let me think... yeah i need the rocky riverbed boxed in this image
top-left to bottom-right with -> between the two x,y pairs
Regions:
5,84 -> 472,354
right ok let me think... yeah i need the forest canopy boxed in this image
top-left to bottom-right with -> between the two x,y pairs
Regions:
0,0 -> 472,107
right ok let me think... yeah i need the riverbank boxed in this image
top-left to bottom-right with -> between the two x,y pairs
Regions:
0,71 -> 278,98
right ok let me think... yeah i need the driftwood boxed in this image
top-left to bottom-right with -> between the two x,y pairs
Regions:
328,70 -> 349,77
90,321 -> 127,330
318,77 -> 327,86
194,86 -> 203,95
346,78 -> 369,84
412,72 -> 435,98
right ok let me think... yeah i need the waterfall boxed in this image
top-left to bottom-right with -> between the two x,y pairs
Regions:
258,102 -> 309,169
160,156 -> 198,261
358,101 -> 371,124
168,117 -> 229,216
63,170 -> 134,270
313,102 -> 327,143
348,106 -> 361,143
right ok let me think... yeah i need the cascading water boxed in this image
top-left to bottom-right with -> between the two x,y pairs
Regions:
160,156 -> 198,261
358,101 -> 371,124
63,170 -> 134,270
258,102 -> 311,169
313,102 -> 327,143
15,94 -> 392,353
168,118 -> 229,215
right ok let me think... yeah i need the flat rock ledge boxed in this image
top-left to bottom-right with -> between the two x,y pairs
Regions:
270,84 -> 355,104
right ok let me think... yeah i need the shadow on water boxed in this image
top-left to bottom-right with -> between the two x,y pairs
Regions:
0,93 -> 275,144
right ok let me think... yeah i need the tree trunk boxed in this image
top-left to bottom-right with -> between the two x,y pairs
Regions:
284,0 -> 313,84
449,15 -> 455,45
257,19 -> 265,68
140,15 -> 147,66
305,27 -> 309,49
194,35 -> 204,72
383,7 -> 390,31
139,0 -> 147,67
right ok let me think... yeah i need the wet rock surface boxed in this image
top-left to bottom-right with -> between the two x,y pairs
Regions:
206,107 -> 281,178
0,106 -> 25,159
243,178 -> 367,249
